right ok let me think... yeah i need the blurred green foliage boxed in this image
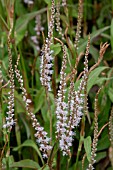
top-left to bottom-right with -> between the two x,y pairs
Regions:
0,0 -> 113,169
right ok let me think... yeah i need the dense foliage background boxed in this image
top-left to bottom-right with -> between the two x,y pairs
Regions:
0,0 -> 113,169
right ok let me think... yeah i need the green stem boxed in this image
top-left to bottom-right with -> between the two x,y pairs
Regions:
66,156 -> 71,170
6,133 -> 10,170
74,136 -> 84,170
74,141 -> 81,169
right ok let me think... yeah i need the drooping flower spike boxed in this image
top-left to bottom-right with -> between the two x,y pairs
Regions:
15,55 -> 52,158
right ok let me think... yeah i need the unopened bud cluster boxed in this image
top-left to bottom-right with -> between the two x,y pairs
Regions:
55,2 -> 64,40
74,0 -> 83,49
109,107 -> 113,146
83,35 -> 90,114
87,92 -> 99,170
3,28 -> 15,131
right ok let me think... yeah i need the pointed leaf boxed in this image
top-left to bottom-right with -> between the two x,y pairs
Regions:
34,87 -> 45,114
97,134 -> 110,151
108,87 -> 113,102
13,139 -> 44,164
51,43 -> 61,56
95,151 -> 107,163
78,26 -> 110,53
10,159 -> 40,169
15,8 -> 47,44
84,136 -> 91,162
87,66 -> 108,92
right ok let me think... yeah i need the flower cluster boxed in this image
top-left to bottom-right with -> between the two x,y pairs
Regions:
31,15 -> 44,51
56,36 -> 90,156
60,75 -> 84,155
34,15 -> 44,36
55,44 -> 69,154
40,45 -> 54,91
40,0 -> 55,91
24,0 -> 34,5
15,55 -> 52,158
62,0 -> 67,6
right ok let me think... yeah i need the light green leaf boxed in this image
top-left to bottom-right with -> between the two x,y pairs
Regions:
15,8 -> 47,44
51,43 -> 61,56
84,136 -> 91,162
34,87 -> 45,114
87,66 -> 108,92
10,159 -> 40,169
15,23 -> 27,45
96,77 -> 113,85
41,102 -> 49,122
44,0 -> 51,5
74,67 -> 108,92
108,87 -> 113,102
78,26 -> 110,53
89,45 -> 98,61
13,139 -> 44,165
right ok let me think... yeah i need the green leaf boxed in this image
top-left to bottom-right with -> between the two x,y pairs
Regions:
10,159 -> 40,169
95,151 -> 107,163
51,43 -> 61,56
66,37 -> 76,59
34,87 -> 45,114
41,101 -> 49,122
15,0 -> 27,16
78,26 -> 110,53
14,90 -> 25,113
44,0 -> 51,5
15,22 -> 27,45
84,136 -> 91,162
96,77 -> 113,85
13,139 -> 44,165
89,45 -> 98,61
74,67 -> 109,92
15,8 -> 47,44
87,66 -> 108,92
108,87 -> 113,102
19,112 -> 31,139
97,134 -> 110,151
